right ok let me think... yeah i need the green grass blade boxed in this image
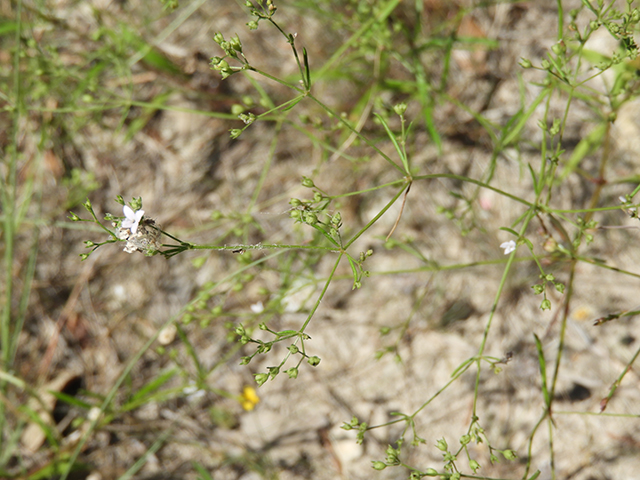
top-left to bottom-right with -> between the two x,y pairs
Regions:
533,334 -> 550,408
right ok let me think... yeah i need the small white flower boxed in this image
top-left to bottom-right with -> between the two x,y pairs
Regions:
183,381 -> 206,401
122,205 -> 144,234
250,301 -> 264,314
500,240 -> 517,255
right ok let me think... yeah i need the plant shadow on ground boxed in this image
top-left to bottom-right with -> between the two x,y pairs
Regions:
2,1 -> 640,479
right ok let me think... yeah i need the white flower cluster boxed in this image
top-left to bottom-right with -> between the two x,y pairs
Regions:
115,205 -> 161,255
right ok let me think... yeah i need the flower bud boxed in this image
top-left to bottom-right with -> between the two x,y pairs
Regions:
303,212 -> 318,225
393,103 -> 407,115
502,449 -> 517,460
519,58 -> 532,68
371,461 -> 386,471
254,373 -> 269,386
307,356 -> 321,366
231,104 -> 245,115
230,34 -> 243,52
551,41 -> 566,55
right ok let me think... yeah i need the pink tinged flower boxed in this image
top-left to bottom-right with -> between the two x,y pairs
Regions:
122,205 -> 144,234
500,240 -> 516,255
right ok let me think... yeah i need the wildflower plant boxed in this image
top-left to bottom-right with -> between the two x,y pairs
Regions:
3,0 -> 639,480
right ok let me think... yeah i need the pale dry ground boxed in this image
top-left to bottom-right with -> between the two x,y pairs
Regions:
12,1 -> 640,479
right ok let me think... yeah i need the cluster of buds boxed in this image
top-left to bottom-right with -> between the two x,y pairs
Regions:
210,33 -> 247,80
244,0 -> 278,29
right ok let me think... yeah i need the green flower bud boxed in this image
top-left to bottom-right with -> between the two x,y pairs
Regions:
213,32 -> 224,44
285,367 -> 298,379
68,212 -> 81,221
435,438 -> 448,451
79,253 -> 90,261
230,34 -> 242,52
301,176 -> 315,188
469,459 -> 480,472
229,129 -> 242,139
231,104 -> 245,115
307,356 -> 321,366
240,356 -> 251,365
502,449 -> 517,460
531,284 -> 544,295
289,198 -> 302,206
551,41 -> 566,55
519,58 -> 532,68
287,344 -> 299,354
247,20 -> 259,30
425,468 -> 438,475
371,461 -> 386,470
257,343 -> 271,353
393,102 -> 407,115
84,240 -> 95,248
459,434 -> 471,446
254,373 -> 269,386
540,299 -> 552,310
303,212 -> 318,225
